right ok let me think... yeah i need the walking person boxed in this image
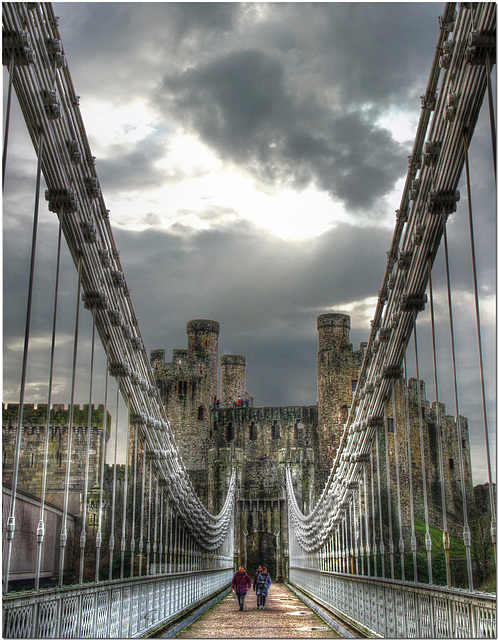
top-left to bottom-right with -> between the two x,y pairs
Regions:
256,566 -> 271,610
253,565 -> 262,604
231,566 -> 251,611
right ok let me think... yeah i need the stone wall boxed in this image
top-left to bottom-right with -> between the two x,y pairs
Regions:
2,403 -> 110,515
2,485 -> 76,585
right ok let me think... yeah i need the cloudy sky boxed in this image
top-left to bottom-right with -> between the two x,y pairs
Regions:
3,3 -> 496,485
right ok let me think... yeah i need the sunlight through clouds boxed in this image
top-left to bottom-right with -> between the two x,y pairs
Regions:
106,131 -> 349,240
82,98 -> 158,149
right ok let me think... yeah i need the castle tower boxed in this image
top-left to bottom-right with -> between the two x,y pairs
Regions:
220,354 -> 247,405
186,319 -> 220,401
316,313 -> 364,470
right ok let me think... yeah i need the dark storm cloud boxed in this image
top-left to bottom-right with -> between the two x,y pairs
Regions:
306,3 -> 444,105
53,2 -> 445,211
53,2 -> 240,99
95,134 -> 169,191
162,2 -> 239,39
163,48 -> 407,209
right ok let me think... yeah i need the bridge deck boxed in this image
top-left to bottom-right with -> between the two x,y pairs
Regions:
174,583 -> 343,638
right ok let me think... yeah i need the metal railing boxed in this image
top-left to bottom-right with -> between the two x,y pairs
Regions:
290,567 -> 496,638
3,569 -> 232,638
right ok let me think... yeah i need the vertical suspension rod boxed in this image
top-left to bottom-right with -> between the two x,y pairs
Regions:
403,353 -> 418,583
463,129 -> 496,553
130,423 -> 139,577
412,312 -> 433,585
159,486 -> 164,574
35,208 -> 63,592
428,256 -> 451,586
370,450 -> 377,578
392,383 -> 406,583
358,475 -> 364,575
139,440 -> 147,577
4,131 -> 44,593
443,223 -> 474,591
79,309 -> 97,584
95,342 -> 110,583
363,463 -> 371,577
383,402 -> 395,579
147,461 -> 152,574
375,428 -> 385,578
120,410 -> 131,579
59,252 -> 83,587
108,381 -> 120,580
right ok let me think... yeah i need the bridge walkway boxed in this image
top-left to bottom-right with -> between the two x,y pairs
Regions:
173,583 -> 349,638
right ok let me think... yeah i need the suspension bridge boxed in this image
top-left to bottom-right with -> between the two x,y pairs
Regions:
2,2 -> 496,637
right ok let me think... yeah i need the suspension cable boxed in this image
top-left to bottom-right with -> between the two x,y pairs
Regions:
120,409 -> 131,579
130,423 -> 139,577
370,449 -> 377,578
153,477 -> 159,575
403,353 -> 418,583
443,222 -> 474,591
139,440 -> 147,577
79,309 -> 96,583
463,129 -> 496,555
147,460 -> 152,575
383,401 -> 395,579
392,382 -> 406,582
158,485 -> 164,575
375,428 -> 385,578
35,207 -> 63,590
428,255 -> 451,586
59,252 -> 82,587
363,463 -> 371,577
2,55 -> 14,191
412,311 -> 433,585
358,474 -> 364,575
4,131 -> 44,593
108,381 -> 120,580
95,342 -> 110,583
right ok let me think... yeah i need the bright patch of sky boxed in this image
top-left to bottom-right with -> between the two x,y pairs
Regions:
83,98 -> 157,147
376,107 -> 420,143
84,101 -> 350,241
339,296 -> 379,329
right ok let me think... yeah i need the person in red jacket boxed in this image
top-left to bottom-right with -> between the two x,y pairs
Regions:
231,566 -> 251,610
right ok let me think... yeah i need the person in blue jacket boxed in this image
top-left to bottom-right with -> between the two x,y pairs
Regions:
253,565 -> 262,594
255,566 -> 271,610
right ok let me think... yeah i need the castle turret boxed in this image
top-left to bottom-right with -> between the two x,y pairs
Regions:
317,313 -> 351,351
316,313 -> 363,468
186,319 -> 220,400
220,354 -> 247,405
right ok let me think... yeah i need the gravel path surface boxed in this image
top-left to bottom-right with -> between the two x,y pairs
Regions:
176,583 -> 340,638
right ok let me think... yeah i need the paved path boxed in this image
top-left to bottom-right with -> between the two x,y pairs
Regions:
175,583 -> 340,638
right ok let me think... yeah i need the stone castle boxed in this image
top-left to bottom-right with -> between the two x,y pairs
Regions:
2,313 -> 475,584
151,313 -> 475,580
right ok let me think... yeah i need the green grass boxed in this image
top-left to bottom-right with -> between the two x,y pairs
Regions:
479,572 -> 496,593
413,518 -> 466,557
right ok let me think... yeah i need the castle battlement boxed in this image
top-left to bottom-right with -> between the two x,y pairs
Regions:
2,403 -> 111,432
